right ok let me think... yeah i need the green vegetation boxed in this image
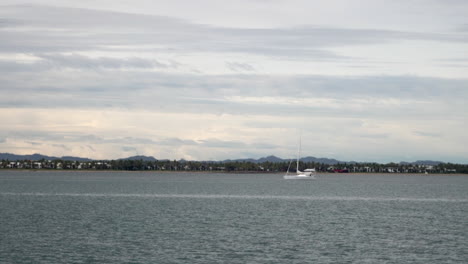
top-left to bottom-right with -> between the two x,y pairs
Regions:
1,159 -> 467,173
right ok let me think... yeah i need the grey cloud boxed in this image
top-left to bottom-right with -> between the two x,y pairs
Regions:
155,138 -> 199,146
73,135 -> 158,145
75,136 -> 196,147
0,61 -> 41,72
196,139 -> 279,150
52,144 -> 71,150
438,64 -> 468,68
226,62 -> 255,72
414,131 -> 442,138
358,133 -> 390,139
1,72 -> 467,120
457,24 -> 468,32
1,5 -> 466,58
4,130 -> 277,151
78,135 -> 277,150
75,135 -> 103,142
114,137 -> 156,145
435,58 -> 468,63
38,54 -> 168,69
1,4 -> 192,30
434,57 -> 468,68
251,143 -> 278,149
4,132 -> 158,146
0,54 -> 177,72
198,139 -> 247,149
121,146 -> 137,152
0,18 -> 22,28
4,131 -> 190,148
86,145 -> 96,152
7,131 -> 66,141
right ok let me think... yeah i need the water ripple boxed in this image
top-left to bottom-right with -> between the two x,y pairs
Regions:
1,192 -> 466,202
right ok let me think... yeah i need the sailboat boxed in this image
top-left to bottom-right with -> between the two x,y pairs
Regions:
283,136 -> 316,180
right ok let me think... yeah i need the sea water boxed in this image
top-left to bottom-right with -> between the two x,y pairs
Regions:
0,171 -> 466,263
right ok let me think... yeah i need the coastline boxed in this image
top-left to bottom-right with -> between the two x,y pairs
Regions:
0,169 -> 466,176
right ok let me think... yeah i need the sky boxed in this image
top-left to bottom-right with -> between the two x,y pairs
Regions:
0,0 -> 467,163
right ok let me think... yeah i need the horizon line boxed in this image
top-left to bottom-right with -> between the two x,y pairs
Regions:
0,152 -> 462,165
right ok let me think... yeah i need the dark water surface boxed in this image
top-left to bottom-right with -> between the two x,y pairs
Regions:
1,171 -> 467,263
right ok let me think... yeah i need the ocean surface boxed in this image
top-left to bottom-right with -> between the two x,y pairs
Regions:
0,171 -> 466,263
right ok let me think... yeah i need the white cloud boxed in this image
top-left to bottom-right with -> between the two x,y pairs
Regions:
0,2 -> 467,163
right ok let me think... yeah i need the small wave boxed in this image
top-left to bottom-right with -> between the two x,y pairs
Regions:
1,192 -> 467,202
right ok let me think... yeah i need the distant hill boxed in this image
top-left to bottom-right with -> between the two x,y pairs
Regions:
300,156 -> 344,165
119,155 -> 158,161
0,153 -> 53,161
0,153 -> 158,162
0,153 -> 92,161
222,155 -> 348,165
221,155 -> 281,163
61,156 -> 93,162
400,160 -> 444,166
257,155 -> 285,163
259,155 -> 354,165
228,155 -> 285,163
221,156 -> 447,165
0,152 -> 450,165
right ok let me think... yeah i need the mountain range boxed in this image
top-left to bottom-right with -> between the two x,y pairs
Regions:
0,153 -> 447,165
0,153 -> 93,162
222,155 -> 352,165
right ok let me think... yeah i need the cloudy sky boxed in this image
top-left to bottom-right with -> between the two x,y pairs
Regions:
1,0 -> 467,163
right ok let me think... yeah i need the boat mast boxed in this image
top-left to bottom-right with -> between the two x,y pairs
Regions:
296,133 -> 301,172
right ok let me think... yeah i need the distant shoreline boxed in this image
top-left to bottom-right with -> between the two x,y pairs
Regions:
0,169 -> 466,176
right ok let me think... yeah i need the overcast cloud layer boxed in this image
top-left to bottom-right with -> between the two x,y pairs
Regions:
1,1 -> 467,163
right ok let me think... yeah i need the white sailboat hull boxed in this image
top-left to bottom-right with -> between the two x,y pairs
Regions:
283,174 -> 316,180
